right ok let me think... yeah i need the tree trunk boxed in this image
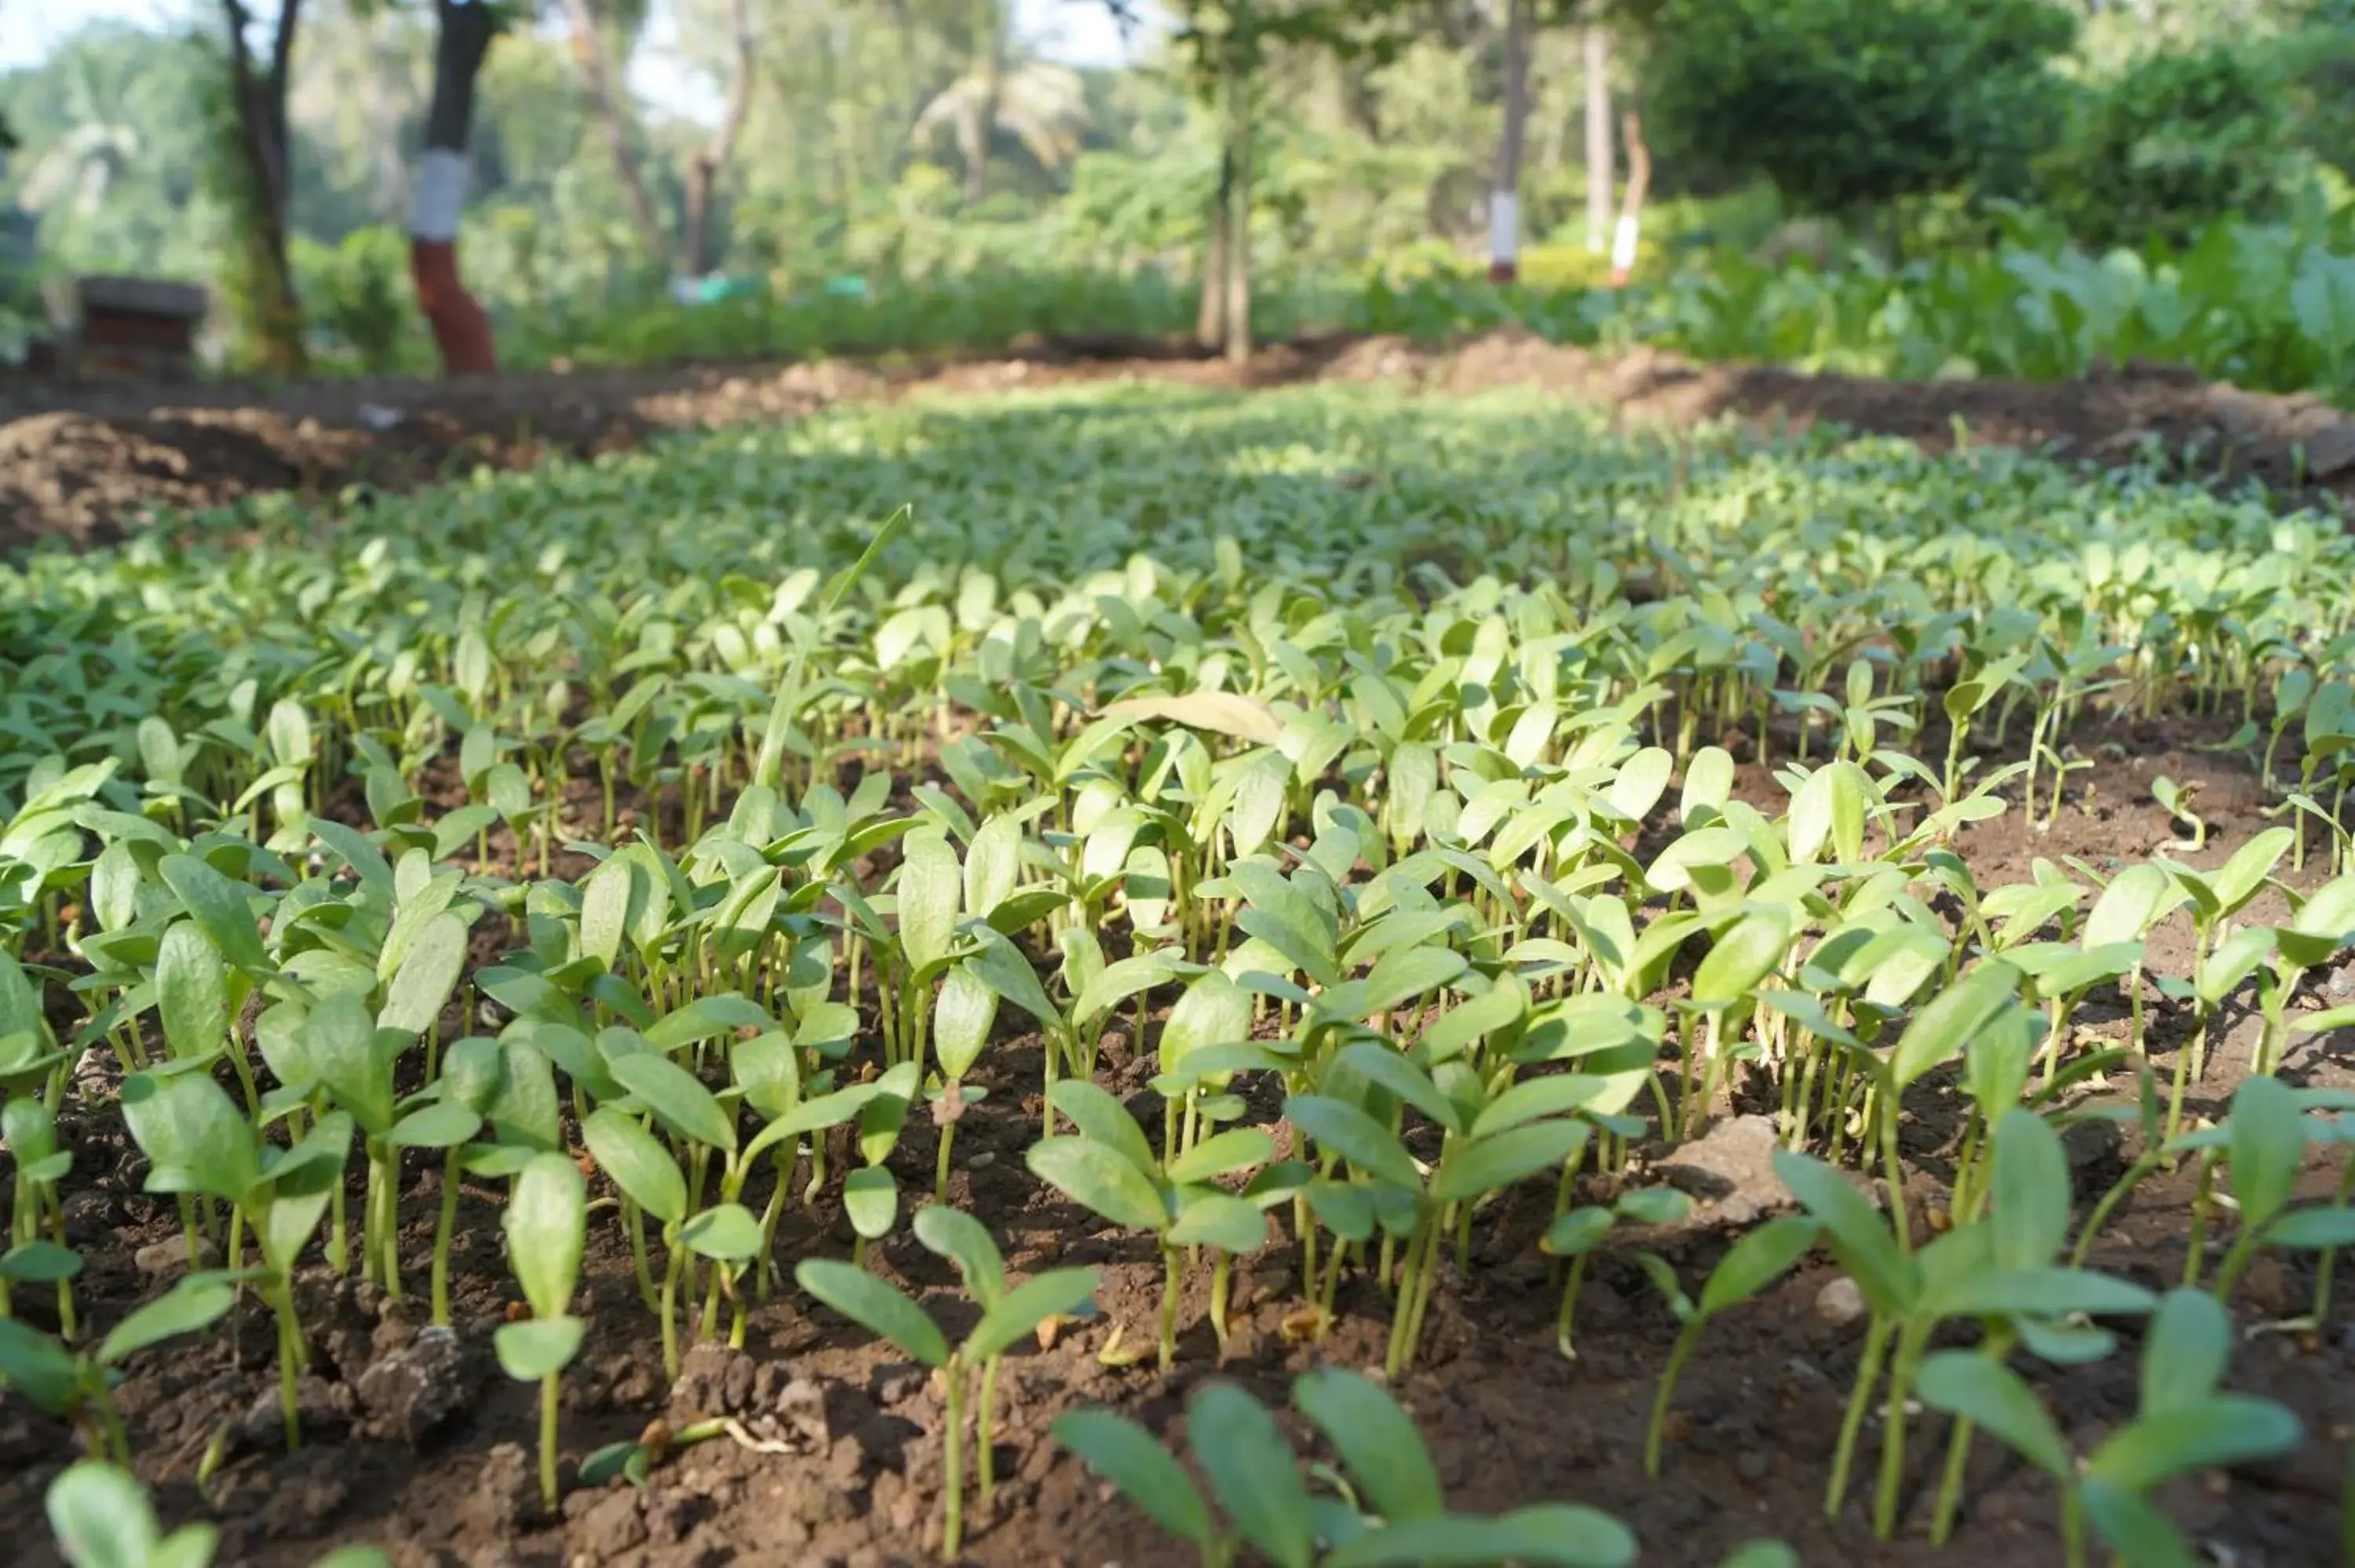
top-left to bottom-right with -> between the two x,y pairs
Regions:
219,0 -> 307,374
1489,0 -> 1532,283
960,0 -> 1003,204
413,0 -> 498,374
681,0 -> 756,278
560,0 -> 671,270
1221,58 -> 1253,368
1196,144 -> 1230,352
1582,24 -> 1612,256
1609,105 -> 1650,288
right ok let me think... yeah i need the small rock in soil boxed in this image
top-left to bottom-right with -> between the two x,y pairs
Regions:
643,1490 -> 696,1544
135,1235 -> 221,1278
462,1442 -> 542,1533
671,1344 -> 758,1417
2240,1256 -> 2295,1319
61,1189 -> 118,1232
239,1375 -> 352,1449
2061,1117 -> 2123,1172
1813,1276 -> 1868,1329
1735,1450 -> 1771,1484
874,1364 -> 929,1408
357,1324 -> 481,1444
743,1372 -> 830,1450
1654,1114 -> 1786,1225
255,1449 -> 351,1536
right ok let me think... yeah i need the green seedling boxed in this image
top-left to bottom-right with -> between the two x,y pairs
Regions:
1918,1289 -> 2300,1568
495,1150 -> 588,1515
1027,1077 -> 1274,1369
0,1272 -> 236,1464
2178,1074 -> 2355,1304
119,1070 -> 349,1449
1776,1112 -> 2158,1541
1542,1186 -> 1695,1358
1052,1368 -> 1638,1568
1638,1216 -> 1820,1479
796,1242 -> 1098,1559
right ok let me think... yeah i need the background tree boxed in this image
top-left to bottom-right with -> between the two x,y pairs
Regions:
1642,0 -> 2077,244
210,0 -> 309,372
411,0 -> 502,372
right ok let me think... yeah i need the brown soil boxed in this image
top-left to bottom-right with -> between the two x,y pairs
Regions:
7,330 -> 2355,550
5,706 -> 2353,1568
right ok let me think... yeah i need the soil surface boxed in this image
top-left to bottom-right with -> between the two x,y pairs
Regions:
6,329 -> 2355,550
3,708 -> 2353,1568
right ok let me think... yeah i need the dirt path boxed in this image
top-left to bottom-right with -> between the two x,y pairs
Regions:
7,330 -> 2355,550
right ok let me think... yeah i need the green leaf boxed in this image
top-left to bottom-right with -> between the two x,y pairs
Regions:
45,1460 -> 174,1568
1159,969 -> 1252,1082
1187,1381 -> 1315,1568
503,1150 -> 586,1321
966,1267 -> 1101,1361
1292,1365 -> 1444,1524
582,1107 -> 687,1227
1051,1409 -> 1218,1549
2266,1206 -> 2355,1248
681,1203 -> 764,1262
963,813 -> 1022,917
2140,1289 -> 2229,1416
1324,1505 -> 1638,1567
301,993 -> 397,1136
1165,1127 -> 1276,1186
1698,1216 -> 1820,1318
897,830 -> 962,973
2214,826 -> 2295,915
933,963 -> 998,1082
1772,1147 -> 1910,1315
0,1240 -> 82,1283
2078,1480 -> 2203,1568
378,911 -> 469,1038
1430,1119 -> 1590,1204
1282,1094 -> 1420,1191
1928,1266 -> 2154,1322
1168,1191 -> 1268,1253
795,1258 -> 949,1366
99,1274 -> 236,1365
1989,1108 -> 2070,1269
384,1099 -> 480,1150
845,1165 -> 900,1240
1334,1042 -> 1462,1136
1028,1136 -> 1169,1232
159,853 -> 267,974
1045,1078 -> 1159,1176
1690,908 -> 1791,1011
119,1070 -> 259,1204
1915,1351 -> 2072,1477
2088,1397 -> 2302,1490
913,1203 -> 1006,1304
494,1315 -> 585,1381
2226,1073 -> 2304,1233
1714,1543 -> 1799,1568
1891,961 -> 2020,1089
155,921 -> 228,1063
611,1051 -> 738,1153
1543,1207 -> 1617,1256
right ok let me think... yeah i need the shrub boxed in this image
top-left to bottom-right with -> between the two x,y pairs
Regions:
2037,43 -> 2304,251
1642,0 -> 2077,224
